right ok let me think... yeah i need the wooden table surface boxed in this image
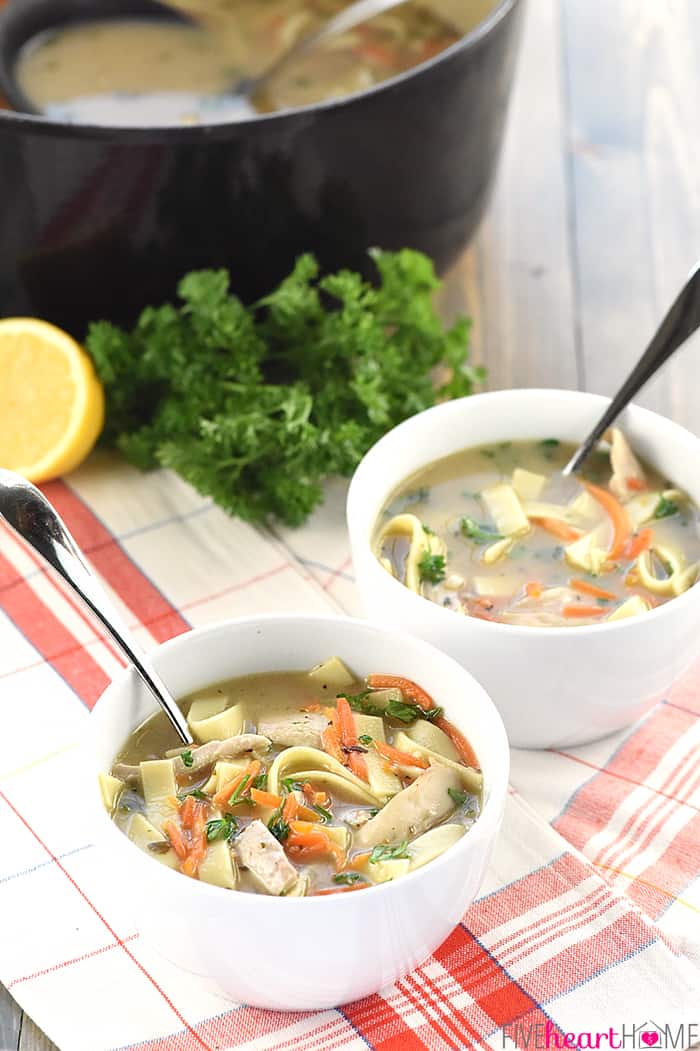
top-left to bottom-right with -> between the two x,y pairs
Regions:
2,1 -> 699,1048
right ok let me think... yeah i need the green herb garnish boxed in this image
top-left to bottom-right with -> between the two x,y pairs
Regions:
206,815 -> 239,842
358,734 -> 373,745
422,523 -> 435,535
448,787 -> 469,807
181,749 -> 194,768
342,691 -> 443,725
281,777 -> 304,794
228,774 -> 251,806
333,872 -> 366,886
460,516 -> 503,544
178,787 -> 208,802
252,772 -> 268,791
267,807 -> 290,843
418,551 -> 447,585
654,496 -> 679,519
369,842 -> 410,864
86,250 -> 480,526
311,803 -> 333,824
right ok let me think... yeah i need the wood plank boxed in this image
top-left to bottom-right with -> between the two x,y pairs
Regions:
439,0 -> 578,392
0,985 -> 21,1051
18,1016 -> 55,1051
562,0 -> 700,432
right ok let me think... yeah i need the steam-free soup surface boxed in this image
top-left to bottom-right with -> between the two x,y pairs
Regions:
102,658 -> 482,896
375,430 -> 700,626
15,0 -> 497,125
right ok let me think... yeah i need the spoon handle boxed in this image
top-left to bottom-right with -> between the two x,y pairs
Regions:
563,258 -> 700,476
0,470 -> 192,744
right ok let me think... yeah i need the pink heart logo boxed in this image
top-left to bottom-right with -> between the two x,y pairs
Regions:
641,1034 -> 659,1047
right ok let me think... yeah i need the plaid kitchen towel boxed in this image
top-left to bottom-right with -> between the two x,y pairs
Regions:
0,453 -> 699,1051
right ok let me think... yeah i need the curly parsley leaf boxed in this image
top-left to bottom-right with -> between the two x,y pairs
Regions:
86,250 -> 478,526
418,552 -> 447,585
654,496 -> 679,519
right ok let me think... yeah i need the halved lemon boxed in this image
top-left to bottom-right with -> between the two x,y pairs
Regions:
0,317 -> 105,483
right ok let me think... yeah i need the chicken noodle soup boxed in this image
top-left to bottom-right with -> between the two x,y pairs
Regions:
102,657 -> 482,895
14,0 -> 493,125
375,429 -> 700,626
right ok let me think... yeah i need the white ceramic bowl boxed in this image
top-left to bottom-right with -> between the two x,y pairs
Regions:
347,389 -> 700,749
86,614 -> 508,1010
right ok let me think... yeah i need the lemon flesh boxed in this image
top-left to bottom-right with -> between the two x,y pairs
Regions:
0,317 -> 105,483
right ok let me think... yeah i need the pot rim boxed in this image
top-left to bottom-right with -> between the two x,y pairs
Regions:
0,0 -> 520,141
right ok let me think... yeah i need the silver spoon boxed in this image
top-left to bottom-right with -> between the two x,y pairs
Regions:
563,258 -> 700,476
0,470 -> 193,745
204,0 -> 414,104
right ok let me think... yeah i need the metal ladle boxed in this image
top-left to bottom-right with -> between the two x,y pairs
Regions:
0,470 -> 193,744
562,258 -> 700,476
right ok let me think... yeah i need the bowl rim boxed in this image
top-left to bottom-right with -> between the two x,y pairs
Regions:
346,387 -> 700,640
0,0 -> 520,139
87,611 -> 509,907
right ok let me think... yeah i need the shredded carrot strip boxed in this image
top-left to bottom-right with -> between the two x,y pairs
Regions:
301,782 -> 331,809
525,581 -> 543,598
623,528 -> 653,561
570,578 -> 617,601
212,760 -> 261,809
626,477 -> 647,491
180,794 -> 196,830
249,788 -> 282,809
283,795 -> 319,823
366,674 -> 434,711
314,883 -> 369,896
562,604 -> 608,618
374,740 -> 429,769
286,827 -> 345,869
531,517 -> 583,542
585,483 -> 630,560
435,717 -> 481,769
163,819 -> 188,861
181,800 -> 208,878
321,725 -> 345,766
367,674 -> 480,769
336,696 -> 369,782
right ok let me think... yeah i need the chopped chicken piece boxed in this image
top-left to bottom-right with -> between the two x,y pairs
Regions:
234,820 -> 298,895
257,711 -> 328,749
354,764 -> 461,849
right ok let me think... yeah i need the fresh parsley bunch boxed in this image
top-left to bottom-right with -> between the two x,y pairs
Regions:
86,249 -> 481,526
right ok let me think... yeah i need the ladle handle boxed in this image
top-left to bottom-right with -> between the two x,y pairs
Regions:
563,258 -> 700,476
0,470 -> 192,744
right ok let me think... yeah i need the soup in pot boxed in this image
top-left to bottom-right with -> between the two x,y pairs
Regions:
374,428 -> 700,626
14,0 -> 497,125
101,657 -> 482,895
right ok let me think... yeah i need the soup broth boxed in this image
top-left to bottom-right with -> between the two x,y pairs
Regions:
103,658 -> 482,896
375,430 -> 700,626
14,0 -> 497,125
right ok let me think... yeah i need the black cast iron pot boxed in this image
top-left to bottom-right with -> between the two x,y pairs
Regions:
0,0 -> 524,335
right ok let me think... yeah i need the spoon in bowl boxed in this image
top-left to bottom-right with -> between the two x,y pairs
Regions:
172,0 -> 413,107
562,258 -> 700,477
0,469 -> 193,745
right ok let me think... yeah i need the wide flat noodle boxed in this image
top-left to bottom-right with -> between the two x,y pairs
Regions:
268,746 -> 381,805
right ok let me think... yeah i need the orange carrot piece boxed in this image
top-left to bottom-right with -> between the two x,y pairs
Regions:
585,483 -> 630,560
180,794 -> 196,830
626,477 -> 647,491
525,581 -> 543,598
531,517 -> 583,542
249,788 -> 282,810
287,828 -> 345,869
562,604 -> 608,618
366,674 -> 435,712
321,725 -> 346,766
623,528 -> 653,561
374,740 -> 429,769
336,696 -> 369,782
314,883 -> 369,896
435,717 -> 481,769
570,578 -> 617,601
163,819 -> 188,861
301,782 -> 331,809
182,800 -> 208,878
212,760 -> 261,809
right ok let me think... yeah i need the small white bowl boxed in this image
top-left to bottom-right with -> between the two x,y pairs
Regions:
347,389 -> 700,749
86,614 -> 508,1010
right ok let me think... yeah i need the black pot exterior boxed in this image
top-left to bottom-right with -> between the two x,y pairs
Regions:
0,0 -> 524,334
